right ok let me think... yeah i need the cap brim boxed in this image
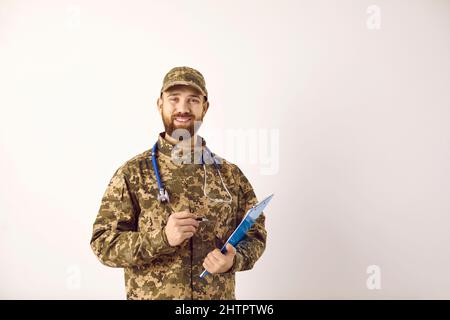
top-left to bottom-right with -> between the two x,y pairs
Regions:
161,80 -> 207,97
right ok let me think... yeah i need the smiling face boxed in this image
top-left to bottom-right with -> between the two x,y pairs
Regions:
157,84 -> 209,139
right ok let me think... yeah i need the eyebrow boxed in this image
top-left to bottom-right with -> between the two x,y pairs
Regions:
167,92 -> 201,98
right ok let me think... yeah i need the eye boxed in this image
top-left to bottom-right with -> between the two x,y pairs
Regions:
169,97 -> 179,103
190,98 -> 200,104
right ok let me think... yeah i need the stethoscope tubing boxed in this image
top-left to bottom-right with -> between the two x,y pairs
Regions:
151,142 -> 232,204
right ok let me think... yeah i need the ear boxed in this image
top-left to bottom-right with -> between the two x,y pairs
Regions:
202,101 -> 209,118
156,97 -> 163,115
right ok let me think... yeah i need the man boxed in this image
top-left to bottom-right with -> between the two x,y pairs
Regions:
90,66 -> 267,299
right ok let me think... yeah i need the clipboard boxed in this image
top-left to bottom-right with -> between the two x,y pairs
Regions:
199,193 -> 274,278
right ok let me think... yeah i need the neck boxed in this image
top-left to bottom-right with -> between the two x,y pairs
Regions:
164,132 -> 199,150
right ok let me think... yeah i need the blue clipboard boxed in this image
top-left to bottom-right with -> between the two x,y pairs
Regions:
199,193 -> 274,278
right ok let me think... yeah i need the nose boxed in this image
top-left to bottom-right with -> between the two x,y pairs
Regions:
175,98 -> 191,114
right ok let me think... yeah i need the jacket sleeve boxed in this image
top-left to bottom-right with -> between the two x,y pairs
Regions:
90,166 -> 176,268
229,167 -> 267,272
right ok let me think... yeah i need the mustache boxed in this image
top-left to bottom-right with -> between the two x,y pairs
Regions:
171,113 -> 194,119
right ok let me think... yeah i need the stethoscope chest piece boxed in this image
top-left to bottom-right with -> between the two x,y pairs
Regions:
157,188 -> 170,203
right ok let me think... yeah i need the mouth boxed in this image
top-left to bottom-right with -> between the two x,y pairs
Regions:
173,115 -> 193,125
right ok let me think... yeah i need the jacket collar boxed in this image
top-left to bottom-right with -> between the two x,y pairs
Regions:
156,132 -> 207,165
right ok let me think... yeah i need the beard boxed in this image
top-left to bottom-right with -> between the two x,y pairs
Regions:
162,111 -> 203,139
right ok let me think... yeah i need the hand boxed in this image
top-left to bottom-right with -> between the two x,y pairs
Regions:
164,210 -> 199,247
202,243 -> 236,274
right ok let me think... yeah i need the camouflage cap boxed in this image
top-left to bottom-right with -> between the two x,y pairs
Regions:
160,66 -> 208,100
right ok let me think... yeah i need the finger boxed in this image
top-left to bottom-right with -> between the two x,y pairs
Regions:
225,243 -> 236,255
171,211 -> 194,219
210,250 -> 225,262
203,257 -> 211,269
177,218 -> 200,227
205,256 -> 217,271
203,259 -> 213,273
208,251 -> 223,264
182,232 -> 194,240
178,225 -> 197,233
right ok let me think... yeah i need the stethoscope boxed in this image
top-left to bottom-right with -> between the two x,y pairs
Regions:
151,142 -> 233,204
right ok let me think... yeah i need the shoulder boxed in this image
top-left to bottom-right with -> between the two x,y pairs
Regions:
111,148 -> 152,178
212,153 -> 250,188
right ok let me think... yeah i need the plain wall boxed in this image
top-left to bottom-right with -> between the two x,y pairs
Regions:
1,0 -> 449,299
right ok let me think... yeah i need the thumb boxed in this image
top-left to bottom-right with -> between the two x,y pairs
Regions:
225,243 -> 236,256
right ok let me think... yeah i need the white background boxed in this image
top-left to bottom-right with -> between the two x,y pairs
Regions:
1,0 -> 450,299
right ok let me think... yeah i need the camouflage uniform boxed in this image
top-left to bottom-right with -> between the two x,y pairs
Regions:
90,132 -> 267,299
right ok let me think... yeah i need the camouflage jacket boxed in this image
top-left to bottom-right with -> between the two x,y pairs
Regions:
90,132 -> 267,299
